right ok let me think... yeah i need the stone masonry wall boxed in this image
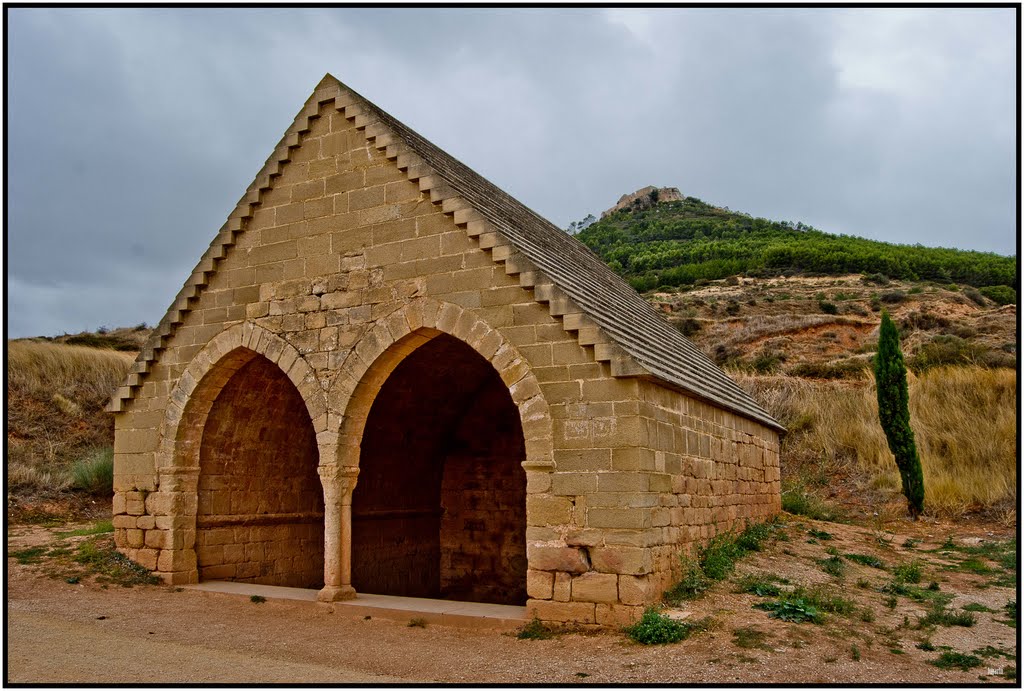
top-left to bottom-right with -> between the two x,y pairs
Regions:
112,94 -> 782,624
195,355 -> 323,588
439,384 -> 527,605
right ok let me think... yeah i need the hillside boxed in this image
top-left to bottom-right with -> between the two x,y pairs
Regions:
6,193 -> 1017,523
576,193 -> 1017,295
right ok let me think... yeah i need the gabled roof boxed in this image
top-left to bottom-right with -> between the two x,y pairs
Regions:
109,74 -> 783,433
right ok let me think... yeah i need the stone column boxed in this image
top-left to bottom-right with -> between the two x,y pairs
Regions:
317,464 -> 359,602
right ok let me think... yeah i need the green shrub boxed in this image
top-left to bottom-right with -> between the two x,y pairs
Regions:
750,350 -> 784,374
734,521 -> 776,552
699,534 -> 743,580
909,335 -> 1013,371
862,273 -> 890,286
819,301 -> 838,315
676,318 -> 702,337
963,287 -> 987,306
788,360 -> 867,380
979,285 -> 1016,305
624,608 -> 694,644
879,291 -> 907,304
69,447 -> 114,496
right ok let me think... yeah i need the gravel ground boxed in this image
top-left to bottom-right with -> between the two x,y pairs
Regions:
6,517 -> 1017,684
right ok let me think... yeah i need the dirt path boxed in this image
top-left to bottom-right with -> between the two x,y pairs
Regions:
7,610 -> 409,684
6,517 -> 1016,684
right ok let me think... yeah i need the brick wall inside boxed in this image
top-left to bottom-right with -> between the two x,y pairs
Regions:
196,355 -> 324,587
352,335 -> 526,604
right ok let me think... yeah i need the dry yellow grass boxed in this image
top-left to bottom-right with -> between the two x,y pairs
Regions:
7,340 -> 134,495
7,340 -> 134,401
738,366 -> 1017,518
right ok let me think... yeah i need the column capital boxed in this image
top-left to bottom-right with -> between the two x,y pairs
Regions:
318,464 -> 359,497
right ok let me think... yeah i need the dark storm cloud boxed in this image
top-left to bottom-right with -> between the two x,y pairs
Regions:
5,8 -> 1016,338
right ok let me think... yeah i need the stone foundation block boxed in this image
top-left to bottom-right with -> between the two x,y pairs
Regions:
595,603 -> 643,627
135,548 -> 159,570
526,569 -> 554,600
526,544 -> 589,574
526,599 -> 596,625
157,569 -> 199,585
552,572 -> 571,602
526,495 -> 572,526
144,529 -> 166,549
590,546 -> 652,575
571,572 -> 618,603
157,548 -> 197,572
617,574 -> 654,605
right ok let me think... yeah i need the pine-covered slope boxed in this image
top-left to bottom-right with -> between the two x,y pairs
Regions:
576,195 -> 1017,296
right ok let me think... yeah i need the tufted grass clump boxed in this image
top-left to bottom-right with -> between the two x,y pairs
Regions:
69,447 -> 114,496
917,601 -> 977,628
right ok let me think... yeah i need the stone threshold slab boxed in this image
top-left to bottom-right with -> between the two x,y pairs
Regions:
184,581 -> 529,630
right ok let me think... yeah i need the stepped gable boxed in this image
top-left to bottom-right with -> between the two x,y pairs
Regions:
109,73 -> 782,433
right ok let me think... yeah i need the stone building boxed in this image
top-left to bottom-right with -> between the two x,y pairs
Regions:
109,74 -> 783,626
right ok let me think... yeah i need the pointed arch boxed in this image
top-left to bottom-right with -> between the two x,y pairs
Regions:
327,297 -> 554,472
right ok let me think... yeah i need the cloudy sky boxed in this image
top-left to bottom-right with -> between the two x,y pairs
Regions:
6,8 -> 1017,338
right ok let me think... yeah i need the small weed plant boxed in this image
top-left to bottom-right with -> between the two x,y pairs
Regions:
516,618 -> 554,640
893,560 -> 923,584
818,555 -> 846,578
732,626 -> 772,650
734,572 -> 786,597
844,553 -> 885,569
930,652 -> 983,671
407,617 -> 427,628
665,520 -> 782,603
250,595 -> 266,604
754,598 -> 823,624
73,536 -> 159,587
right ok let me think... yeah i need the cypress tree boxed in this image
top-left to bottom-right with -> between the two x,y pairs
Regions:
874,310 -> 925,519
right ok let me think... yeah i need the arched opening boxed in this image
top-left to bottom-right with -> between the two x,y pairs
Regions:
352,333 -> 527,605
195,353 -> 324,588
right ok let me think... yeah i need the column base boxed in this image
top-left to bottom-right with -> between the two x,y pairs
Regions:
317,585 -> 357,602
